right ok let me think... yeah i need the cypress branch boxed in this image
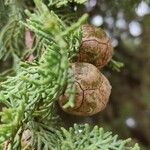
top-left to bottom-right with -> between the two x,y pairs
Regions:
0,0 -> 141,149
0,0 -> 26,62
56,124 -> 140,150
0,0 -> 86,149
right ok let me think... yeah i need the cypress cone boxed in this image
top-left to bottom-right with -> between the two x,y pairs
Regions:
59,63 -> 111,116
78,24 -> 113,68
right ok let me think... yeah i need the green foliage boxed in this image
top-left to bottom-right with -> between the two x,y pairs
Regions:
0,1 -> 8,29
48,0 -> 87,8
0,0 -> 26,62
109,59 -> 124,72
0,0 -> 141,149
47,0 -> 86,26
56,124 -> 140,150
0,0 -> 87,149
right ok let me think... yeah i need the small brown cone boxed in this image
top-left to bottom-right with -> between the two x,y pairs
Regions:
78,25 -> 113,68
59,63 -> 111,116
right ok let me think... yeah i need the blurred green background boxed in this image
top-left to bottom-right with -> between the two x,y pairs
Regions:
86,0 -> 150,149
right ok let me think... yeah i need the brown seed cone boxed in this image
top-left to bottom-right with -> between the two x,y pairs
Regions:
3,130 -> 32,150
59,63 -> 111,116
78,24 -> 113,68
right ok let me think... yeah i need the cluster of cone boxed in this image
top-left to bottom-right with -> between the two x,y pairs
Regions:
59,24 -> 113,116
3,25 -> 113,150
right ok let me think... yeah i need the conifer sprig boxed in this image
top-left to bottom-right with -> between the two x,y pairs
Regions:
56,124 -> 140,150
48,0 -> 87,8
0,0 -> 87,149
0,0 -> 26,61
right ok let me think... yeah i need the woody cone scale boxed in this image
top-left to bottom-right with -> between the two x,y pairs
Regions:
59,24 -> 113,116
